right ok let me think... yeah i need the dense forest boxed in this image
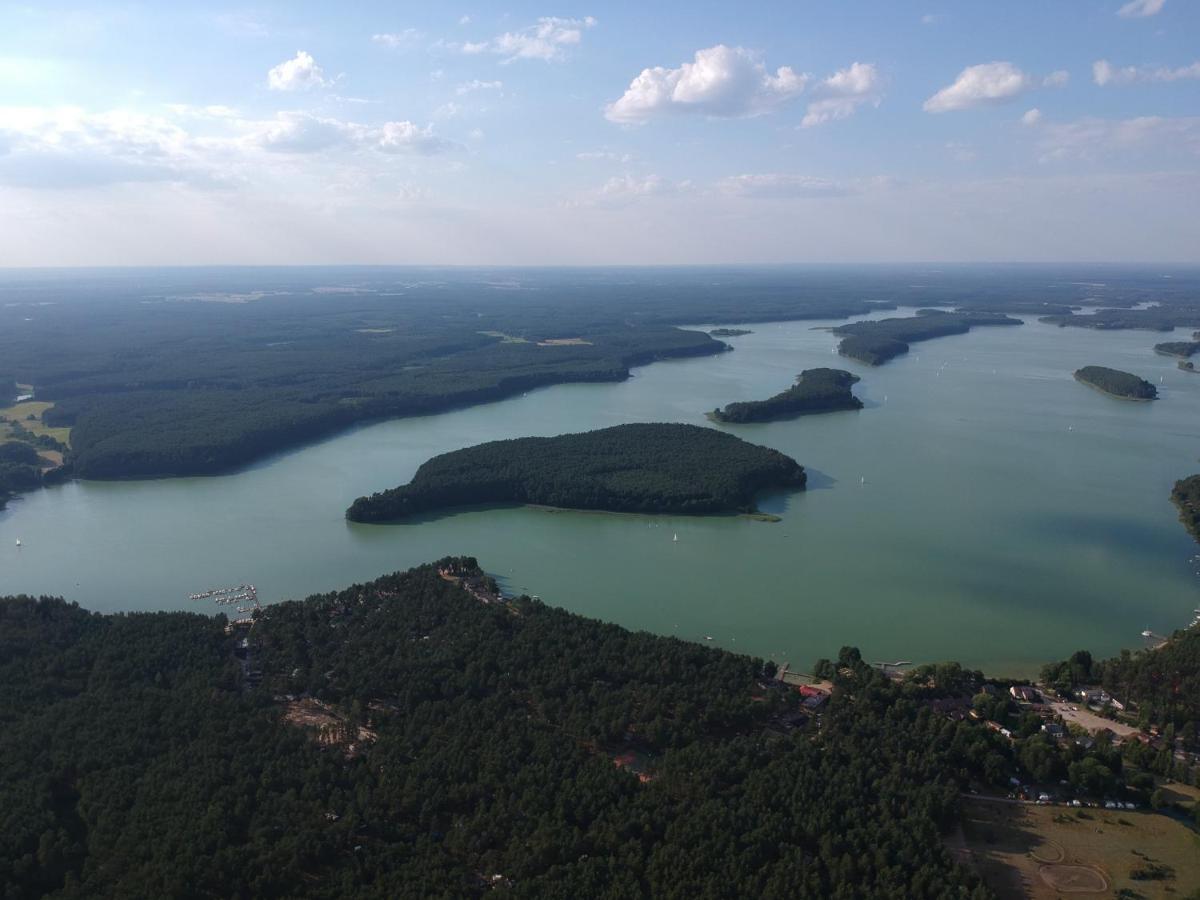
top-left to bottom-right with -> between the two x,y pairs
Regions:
1073,365 -> 1157,400
833,311 -> 1021,365
1042,307 -> 1200,331
1172,475 -> 1200,544
1154,340 -> 1200,359
711,368 -> 863,423
0,559 -> 1011,899
3,267 -> 1193,482
346,423 -> 806,522
708,328 -> 753,337
0,442 -> 43,509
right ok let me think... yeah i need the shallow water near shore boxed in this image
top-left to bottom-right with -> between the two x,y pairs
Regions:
4,310 -> 1200,676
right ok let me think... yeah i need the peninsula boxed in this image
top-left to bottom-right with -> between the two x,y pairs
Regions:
1171,475 -> 1200,545
1073,366 -> 1157,401
346,423 -> 806,522
1153,340 -> 1200,359
833,311 -> 1021,366
711,368 -> 863,423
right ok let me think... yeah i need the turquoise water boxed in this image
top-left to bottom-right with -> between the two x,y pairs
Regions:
3,311 -> 1199,675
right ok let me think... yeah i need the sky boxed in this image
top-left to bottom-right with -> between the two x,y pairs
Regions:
0,0 -> 1197,266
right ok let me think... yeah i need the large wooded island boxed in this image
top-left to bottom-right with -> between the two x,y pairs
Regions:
1073,366 -> 1157,400
347,423 -> 806,522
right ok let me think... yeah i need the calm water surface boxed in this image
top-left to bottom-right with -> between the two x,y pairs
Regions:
3,311 -> 1199,675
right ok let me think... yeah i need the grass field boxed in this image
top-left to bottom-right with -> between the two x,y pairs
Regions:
0,400 -> 71,448
955,800 -> 1200,898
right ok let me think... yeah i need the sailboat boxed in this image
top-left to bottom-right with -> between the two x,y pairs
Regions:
672,533 -> 678,543
14,538 -> 22,548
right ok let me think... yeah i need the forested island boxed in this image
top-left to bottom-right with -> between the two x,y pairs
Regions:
1153,340 -> 1200,359
347,423 -> 805,522
711,368 -> 862,423
1073,366 -> 1157,401
1172,475 -> 1200,545
833,311 -> 1022,365
709,327 -> 753,337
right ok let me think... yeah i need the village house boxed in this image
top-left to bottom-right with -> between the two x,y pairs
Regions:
1009,685 -> 1039,703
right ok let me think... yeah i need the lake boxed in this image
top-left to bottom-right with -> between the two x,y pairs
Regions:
3,309 -> 1199,676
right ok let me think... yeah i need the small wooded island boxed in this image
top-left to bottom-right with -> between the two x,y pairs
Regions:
347,423 -> 806,522
1073,365 -> 1157,401
833,310 -> 1021,365
709,327 -> 753,337
711,368 -> 862,423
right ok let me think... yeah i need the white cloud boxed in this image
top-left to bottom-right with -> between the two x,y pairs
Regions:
1042,70 -> 1070,88
1021,107 -> 1042,126
455,79 -> 503,95
0,106 -> 217,188
371,30 -> 423,50
254,111 -> 356,153
605,45 -> 808,124
576,150 -> 634,163
460,16 -> 596,63
1038,114 -> 1200,161
1093,58 -> 1200,85
569,173 -> 690,207
375,120 -> 452,154
267,51 -> 330,91
920,13 -> 941,25
458,15 -> 472,26
1117,0 -> 1165,18
945,141 -> 976,162
801,62 -> 882,127
923,62 -> 1036,112
719,173 -> 853,198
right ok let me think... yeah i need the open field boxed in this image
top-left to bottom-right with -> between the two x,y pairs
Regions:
956,799 -> 1200,898
0,400 -> 71,447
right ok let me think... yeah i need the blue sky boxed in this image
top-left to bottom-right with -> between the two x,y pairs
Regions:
0,0 -> 1197,265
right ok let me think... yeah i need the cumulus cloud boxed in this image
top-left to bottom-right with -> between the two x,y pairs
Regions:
719,173 -> 853,198
1117,0 -> 1165,17
923,62 -> 1038,112
254,111 -> 356,152
459,17 -> 596,63
1093,58 -> 1200,85
456,79 -> 503,95
371,30 -> 423,50
267,51 -> 330,91
801,62 -> 882,127
250,112 -> 457,156
0,106 -> 216,188
605,45 -> 808,123
1021,108 -> 1043,126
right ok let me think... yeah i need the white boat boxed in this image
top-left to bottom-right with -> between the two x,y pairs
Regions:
14,538 -> 21,548
672,533 -> 678,542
